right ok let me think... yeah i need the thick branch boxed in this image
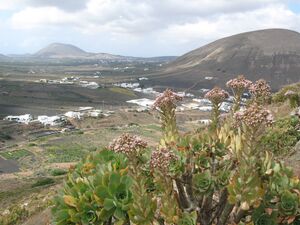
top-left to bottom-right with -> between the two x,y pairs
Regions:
216,203 -> 234,225
209,189 -> 229,224
234,208 -> 247,224
175,178 -> 189,209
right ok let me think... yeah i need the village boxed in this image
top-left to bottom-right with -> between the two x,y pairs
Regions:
3,76 -> 249,128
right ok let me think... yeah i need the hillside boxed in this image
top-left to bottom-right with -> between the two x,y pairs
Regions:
150,29 -> 300,90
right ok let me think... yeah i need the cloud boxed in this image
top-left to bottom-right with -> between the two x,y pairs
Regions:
161,4 -> 300,44
11,7 -> 80,29
11,1 -> 300,36
3,0 -> 300,56
25,0 -> 88,12
0,0 -> 88,11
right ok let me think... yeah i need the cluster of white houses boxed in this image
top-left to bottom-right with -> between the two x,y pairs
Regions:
37,76 -> 99,89
3,107 -> 114,126
126,97 -> 233,113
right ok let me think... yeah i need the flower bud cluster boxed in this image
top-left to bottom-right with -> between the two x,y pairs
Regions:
249,79 -> 271,98
150,148 -> 177,173
204,87 -> 229,105
226,75 -> 252,90
234,103 -> 274,128
153,89 -> 183,109
109,133 -> 147,155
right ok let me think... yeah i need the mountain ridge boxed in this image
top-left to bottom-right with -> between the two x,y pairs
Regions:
33,43 -> 177,61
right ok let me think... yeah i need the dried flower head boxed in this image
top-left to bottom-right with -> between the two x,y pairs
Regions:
226,75 -> 252,91
153,89 -> 183,109
204,87 -> 229,105
150,148 -> 177,173
109,133 -> 147,155
249,79 -> 271,98
234,103 -> 274,128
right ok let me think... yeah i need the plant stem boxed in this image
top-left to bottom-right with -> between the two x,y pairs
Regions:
175,178 -> 189,209
216,203 -> 234,225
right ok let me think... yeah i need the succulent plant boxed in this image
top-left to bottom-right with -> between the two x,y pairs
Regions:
53,77 -> 300,225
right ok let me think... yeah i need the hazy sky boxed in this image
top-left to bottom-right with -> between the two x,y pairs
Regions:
1,0 -> 300,57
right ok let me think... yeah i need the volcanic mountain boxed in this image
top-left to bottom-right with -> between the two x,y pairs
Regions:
150,29 -> 300,90
34,43 -> 88,58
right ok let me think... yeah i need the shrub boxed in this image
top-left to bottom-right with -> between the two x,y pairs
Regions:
272,83 -> 300,107
261,116 -> 300,155
28,142 -> 37,147
53,77 -> 300,225
31,177 -> 55,188
50,168 -> 68,176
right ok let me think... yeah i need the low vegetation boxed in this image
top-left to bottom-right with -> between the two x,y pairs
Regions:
0,149 -> 32,160
261,116 -> 300,156
0,205 -> 29,225
53,76 -> 300,225
0,132 -> 12,141
45,143 -> 97,163
109,87 -> 137,97
31,177 -> 55,188
50,168 -> 68,176
272,83 -> 300,107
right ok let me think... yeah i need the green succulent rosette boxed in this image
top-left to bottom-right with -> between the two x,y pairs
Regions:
279,190 -> 299,216
193,171 -> 212,193
216,170 -> 230,188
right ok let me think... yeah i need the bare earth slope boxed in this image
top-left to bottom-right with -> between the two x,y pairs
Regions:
151,29 -> 300,90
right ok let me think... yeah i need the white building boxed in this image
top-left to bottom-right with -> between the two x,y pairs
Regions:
4,114 -> 33,124
37,115 -> 65,126
198,106 -> 213,112
127,98 -> 155,108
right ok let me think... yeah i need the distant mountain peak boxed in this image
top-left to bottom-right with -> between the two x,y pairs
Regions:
34,43 -> 87,58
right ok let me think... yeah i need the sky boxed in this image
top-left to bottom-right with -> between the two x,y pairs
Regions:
0,0 -> 300,57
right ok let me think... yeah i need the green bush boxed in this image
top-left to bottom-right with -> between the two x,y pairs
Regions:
50,168 -> 68,176
28,142 -> 37,147
272,83 -> 300,107
261,116 -> 300,155
31,177 -> 55,188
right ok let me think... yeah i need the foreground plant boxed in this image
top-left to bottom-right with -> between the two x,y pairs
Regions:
249,79 -> 271,105
226,75 -> 252,112
204,87 -> 229,127
152,89 -> 183,147
53,81 -> 300,225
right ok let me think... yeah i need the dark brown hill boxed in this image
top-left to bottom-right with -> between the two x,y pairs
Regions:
151,29 -> 300,90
